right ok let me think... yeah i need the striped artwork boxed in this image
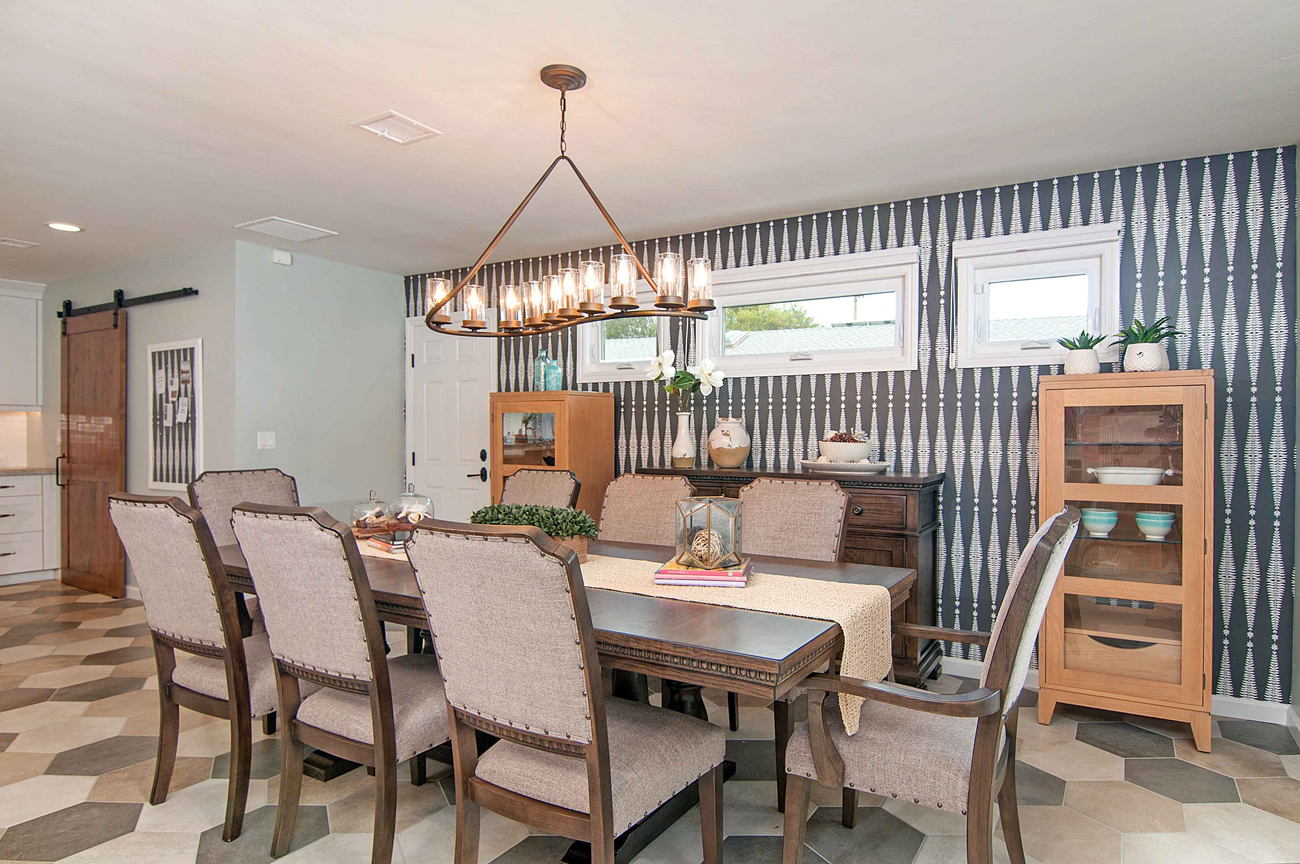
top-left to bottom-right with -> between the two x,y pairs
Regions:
147,339 -> 203,491
406,146 -> 1296,705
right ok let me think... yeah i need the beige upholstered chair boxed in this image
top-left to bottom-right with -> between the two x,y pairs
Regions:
231,504 -> 449,864
598,473 -> 693,544
781,507 -> 1080,864
188,468 -> 299,547
738,477 -> 849,562
407,521 -> 725,864
108,493 -> 281,843
500,468 -> 581,509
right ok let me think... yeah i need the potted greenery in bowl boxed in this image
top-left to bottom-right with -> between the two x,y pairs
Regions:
1057,330 -> 1107,375
1114,317 -> 1180,372
469,503 -> 600,562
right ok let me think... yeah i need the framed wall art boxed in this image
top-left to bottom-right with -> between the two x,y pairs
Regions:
147,338 -> 203,490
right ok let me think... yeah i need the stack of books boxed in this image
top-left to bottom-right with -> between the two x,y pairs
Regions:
654,558 -> 752,588
367,534 -> 406,554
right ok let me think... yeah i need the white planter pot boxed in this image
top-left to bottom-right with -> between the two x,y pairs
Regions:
672,412 -> 696,468
1064,348 -> 1101,375
707,417 -> 751,468
1123,342 -> 1170,373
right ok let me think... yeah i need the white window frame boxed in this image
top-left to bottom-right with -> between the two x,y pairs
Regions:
699,246 -> 921,377
954,223 -> 1122,369
577,280 -> 669,383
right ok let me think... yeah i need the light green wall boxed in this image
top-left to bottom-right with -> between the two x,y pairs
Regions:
234,241 -> 405,518
41,242 -> 238,494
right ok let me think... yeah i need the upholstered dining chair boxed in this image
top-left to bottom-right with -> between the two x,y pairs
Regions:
188,468 -> 299,547
598,473 -> 692,544
406,521 -> 726,864
499,467 -> 581,508
780,506 -> 1080,864
108,493 -> 281,843
738,477 -> 849,562
231,504 -> 449,864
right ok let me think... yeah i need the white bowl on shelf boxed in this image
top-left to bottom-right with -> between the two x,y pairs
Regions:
818,440 -> 874,462
1086,467 -> 1174,486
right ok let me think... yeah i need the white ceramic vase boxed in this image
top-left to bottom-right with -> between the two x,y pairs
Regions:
1064,348 -> 1101,375
672,411 -> 696,468
707,417 -> 751,468
1123,342 -> 1170,373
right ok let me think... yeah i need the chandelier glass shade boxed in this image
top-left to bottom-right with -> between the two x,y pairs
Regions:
424,65 -> 713,338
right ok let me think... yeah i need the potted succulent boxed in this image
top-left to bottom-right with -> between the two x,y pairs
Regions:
469,503 -> 599,562
1113,317 -> 1180,372
648,350 -> 725,469
1057,330 -> 1107,375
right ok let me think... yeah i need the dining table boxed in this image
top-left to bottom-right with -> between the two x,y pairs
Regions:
219,537 -> 916,864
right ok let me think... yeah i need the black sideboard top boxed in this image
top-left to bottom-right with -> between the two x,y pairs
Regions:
637,466 -> 946,488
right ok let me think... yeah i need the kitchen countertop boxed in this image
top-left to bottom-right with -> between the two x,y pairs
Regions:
0,467 -> 56,476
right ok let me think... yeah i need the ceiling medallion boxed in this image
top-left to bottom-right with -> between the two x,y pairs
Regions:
425,65 -> 713,338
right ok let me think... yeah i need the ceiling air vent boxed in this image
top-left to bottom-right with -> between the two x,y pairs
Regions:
353,110 -> 441,145
235,217 -> 338,243
0,237 -> 39,249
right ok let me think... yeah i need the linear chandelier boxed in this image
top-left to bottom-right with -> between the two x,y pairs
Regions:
424,65 -> 713,338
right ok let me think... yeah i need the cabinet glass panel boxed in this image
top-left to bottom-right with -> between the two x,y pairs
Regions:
1068,500 -> 1182,585
1063,594 -> 1182,684
1064,404 -> 1183,486
500,412 -> 557,466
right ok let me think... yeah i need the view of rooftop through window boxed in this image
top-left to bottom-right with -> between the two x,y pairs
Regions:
722,291 -> 897,356
986,273 -> 1089,342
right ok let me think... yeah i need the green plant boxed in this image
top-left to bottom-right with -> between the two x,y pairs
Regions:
1112,317 -> 1181,347
469,503 -> 599,540
1057,330 -> 1107,351
724,303 -> 817,331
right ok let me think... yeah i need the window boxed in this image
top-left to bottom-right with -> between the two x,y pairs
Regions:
577,281 -> 668,382
701,247 -> 920,376
954,223 -> 1121,368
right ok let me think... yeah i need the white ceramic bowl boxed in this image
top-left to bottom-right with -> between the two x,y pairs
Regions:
1086,467 -> 1175,486
819,440 -> 873,462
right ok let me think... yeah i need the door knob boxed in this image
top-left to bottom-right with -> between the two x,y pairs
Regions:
466,468 -> 487,482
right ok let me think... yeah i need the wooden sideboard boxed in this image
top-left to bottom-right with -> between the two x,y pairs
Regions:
638,466 -> 945,685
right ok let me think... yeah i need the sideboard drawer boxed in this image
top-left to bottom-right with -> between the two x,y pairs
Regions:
845,492 -> 909,532
0,495 -> 41,535
0,475 -> 41,498
0,532 -> 43,575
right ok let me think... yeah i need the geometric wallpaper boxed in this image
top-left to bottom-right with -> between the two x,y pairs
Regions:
406,146 -> 1296,704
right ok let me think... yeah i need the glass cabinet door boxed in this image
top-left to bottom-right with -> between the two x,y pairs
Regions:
1064,403 -> 1183,485
500,411 -> 558,467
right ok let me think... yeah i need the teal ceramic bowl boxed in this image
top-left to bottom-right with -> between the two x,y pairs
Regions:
1081,508 -> 1119,538
1135,511 -> 1176,541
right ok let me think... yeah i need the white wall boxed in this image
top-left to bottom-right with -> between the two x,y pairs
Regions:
40,241 -> 238,493
234,241 -> 404,518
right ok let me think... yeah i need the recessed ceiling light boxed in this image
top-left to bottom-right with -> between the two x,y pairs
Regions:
47,222 -> 82,232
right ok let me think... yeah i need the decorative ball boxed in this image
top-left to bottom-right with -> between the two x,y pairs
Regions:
816,454 -> 831,463
690,528 -> 724,566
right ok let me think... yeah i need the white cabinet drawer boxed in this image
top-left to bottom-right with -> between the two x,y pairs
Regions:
0,495 -> 40,535
0,532 -> 43,575
0,475 -> 42,498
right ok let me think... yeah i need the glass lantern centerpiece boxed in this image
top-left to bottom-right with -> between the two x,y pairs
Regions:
674,497 -> 742,570
389,484 -> 434,531
351,490 -> 393,538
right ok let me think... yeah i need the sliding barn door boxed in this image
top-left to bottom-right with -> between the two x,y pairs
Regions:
61,310 -> 127,597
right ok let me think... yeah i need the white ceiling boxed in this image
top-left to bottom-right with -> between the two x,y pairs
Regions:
2,0 -> 1298,284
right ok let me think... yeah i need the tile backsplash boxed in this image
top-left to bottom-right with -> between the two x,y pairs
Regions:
0,412 -> 28,467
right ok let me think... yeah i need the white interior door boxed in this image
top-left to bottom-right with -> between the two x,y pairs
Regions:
405,314 -> 496,522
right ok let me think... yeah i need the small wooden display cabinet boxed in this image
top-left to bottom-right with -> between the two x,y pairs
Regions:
1037,370 -> 1214,751
489,391 -> 614,521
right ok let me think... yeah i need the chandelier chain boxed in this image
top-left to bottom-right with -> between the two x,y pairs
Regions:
559,89 -> 567,155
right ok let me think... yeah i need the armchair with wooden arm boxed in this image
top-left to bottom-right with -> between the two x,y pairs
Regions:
780,506 -> 1080,864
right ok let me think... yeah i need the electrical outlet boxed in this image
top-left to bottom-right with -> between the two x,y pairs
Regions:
257,431 -> 276,450
272,249 -> 292,266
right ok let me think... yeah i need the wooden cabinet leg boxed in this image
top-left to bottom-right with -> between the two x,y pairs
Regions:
1036,690 -> 1058,726
1190,713 -> 1212,752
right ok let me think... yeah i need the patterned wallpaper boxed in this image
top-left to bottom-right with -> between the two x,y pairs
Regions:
406,146 -> 1296,704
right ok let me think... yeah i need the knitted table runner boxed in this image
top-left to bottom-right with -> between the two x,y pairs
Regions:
579,554 -> 891,734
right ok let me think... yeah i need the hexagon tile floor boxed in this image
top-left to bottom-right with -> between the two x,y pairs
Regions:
3,581 -> 1300,864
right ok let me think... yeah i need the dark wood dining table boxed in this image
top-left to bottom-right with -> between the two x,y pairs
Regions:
219,538 -> 916,864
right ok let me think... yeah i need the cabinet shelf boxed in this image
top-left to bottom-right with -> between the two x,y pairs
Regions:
1066,441 -> 1183,448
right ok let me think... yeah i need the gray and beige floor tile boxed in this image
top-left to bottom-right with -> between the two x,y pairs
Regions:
2,580 -> 1300,863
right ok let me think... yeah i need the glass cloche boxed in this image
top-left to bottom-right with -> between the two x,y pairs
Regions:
389,484 -> 434,529
350,490 -> 392,537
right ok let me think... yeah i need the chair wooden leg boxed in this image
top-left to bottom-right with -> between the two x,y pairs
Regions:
698,765 -> 723,864
727,692 -> 739,731
781,773 -> 811,864
965,789 -> 995,864
410,751 -> 427,786
372,754 -> 397,864
997,758 -> 1026,864
271,732 -> 304,856
455,792 -> 481,864
150,688 -> 179,805
223,703 -> 253,842
841,788 -> 858,828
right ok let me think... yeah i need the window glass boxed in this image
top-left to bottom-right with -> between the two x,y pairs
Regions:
986,274 -> 1089,342
598,317 -> 657,363
721,291 -> 896,356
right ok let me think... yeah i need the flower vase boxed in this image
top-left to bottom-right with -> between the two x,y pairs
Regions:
1123,343 -> 1170,373
708,417 -> 751,468
672,412 -> 696,468
1064,348 -> 1101,375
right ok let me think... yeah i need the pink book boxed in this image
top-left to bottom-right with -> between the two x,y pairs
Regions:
656,559 -> 752,579
654,572 -> 748,582
655,578 -> 747,588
